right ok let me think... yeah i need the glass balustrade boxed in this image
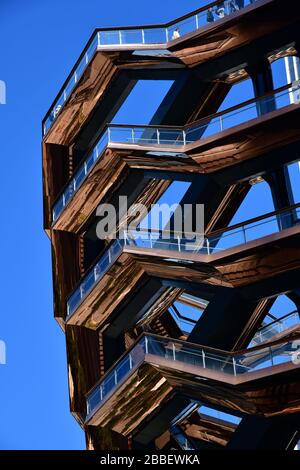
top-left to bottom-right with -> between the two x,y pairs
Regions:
66,239 -> 124,317
52,132 -> 108,223
67,204 -> 300,319
86,334 -> 298,418
43,0 -> 260,135
52,82 -> 300,224
250,311 -> 300,346
124,204 -> 300,254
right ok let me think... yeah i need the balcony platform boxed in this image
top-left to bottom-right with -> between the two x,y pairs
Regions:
42,0 -> 298,147
61,218 -> 300,328
85,335 -> 300,437
48,88 -> 300,232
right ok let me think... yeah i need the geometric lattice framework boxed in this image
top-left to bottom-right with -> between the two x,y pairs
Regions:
43,1 -> 300,450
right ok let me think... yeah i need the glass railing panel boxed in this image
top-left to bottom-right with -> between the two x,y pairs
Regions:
268,341 -> 294,366
109,127 -> 136,144
124,205 -> 299,257
86,337 -> 146,415
236,346 -> 273,371
208,206 -> 300,254
198,116 -> 226,139
86,35 -> 98,60
125,231 -> 205,252
251,312 -> 300,346
120,30 -> 146,45
44,0 -> 263,135
241,215 -> 279,242
208,228 -> 246,253
157,129 -> 185,146
86,335 -> 298,418
185,123 -> 207,143
98,31 -> 120,46
67,289 -> 82,318
146,335 -> 235,374
186,82 -> 300,143
52,131 -> 108,223
143,28 -> 168,44
67,239 -> 124,317
52,81 -> 300,223
216,102 -> 258,132
168,15 -> 199,40
75,56 -> 88,82
132,127 -> 158,145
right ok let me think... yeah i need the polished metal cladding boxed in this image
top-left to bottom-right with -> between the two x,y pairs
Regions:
42,0 -> 300,451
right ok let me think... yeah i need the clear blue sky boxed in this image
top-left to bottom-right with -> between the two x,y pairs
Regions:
0,0 -> 299,450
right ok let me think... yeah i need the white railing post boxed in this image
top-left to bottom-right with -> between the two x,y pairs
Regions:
172,343 -> 176,361
142,29 -> 145,44
232,357 -> 237,376
157,129 -> 160,145
62,193 -> 66,208
63,89 -> 67,102
80,284 -> 84,300
95,144 -> 99,161
97,31 -> 101,47
129,354 -> 133,370
114,370 -> 118,385
119,30 -> 122,45
74,70 -> 77,84
183,130 -> 186,146
100,385 -> 103,401
220,115 -> 223,132
202,350 -> 206,368
177,235 -> 181,252
165,28 -> 169,43
131,128 -> 135,144
195,14 -> 199,30
145,336 -> 149,354
206,238 -> 210,255
123,230 -> 128,246
108,249 -> 112,264
107,127 -> 111,143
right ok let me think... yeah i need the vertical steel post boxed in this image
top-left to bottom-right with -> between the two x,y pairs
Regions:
233,357 -> 237,376
145,336 -> 149,354
202,350 -> 206,368
172,343 -> 176,361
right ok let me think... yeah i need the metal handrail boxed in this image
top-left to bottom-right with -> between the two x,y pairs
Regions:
51,81 -> 300,223
85,331 -> 300,417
